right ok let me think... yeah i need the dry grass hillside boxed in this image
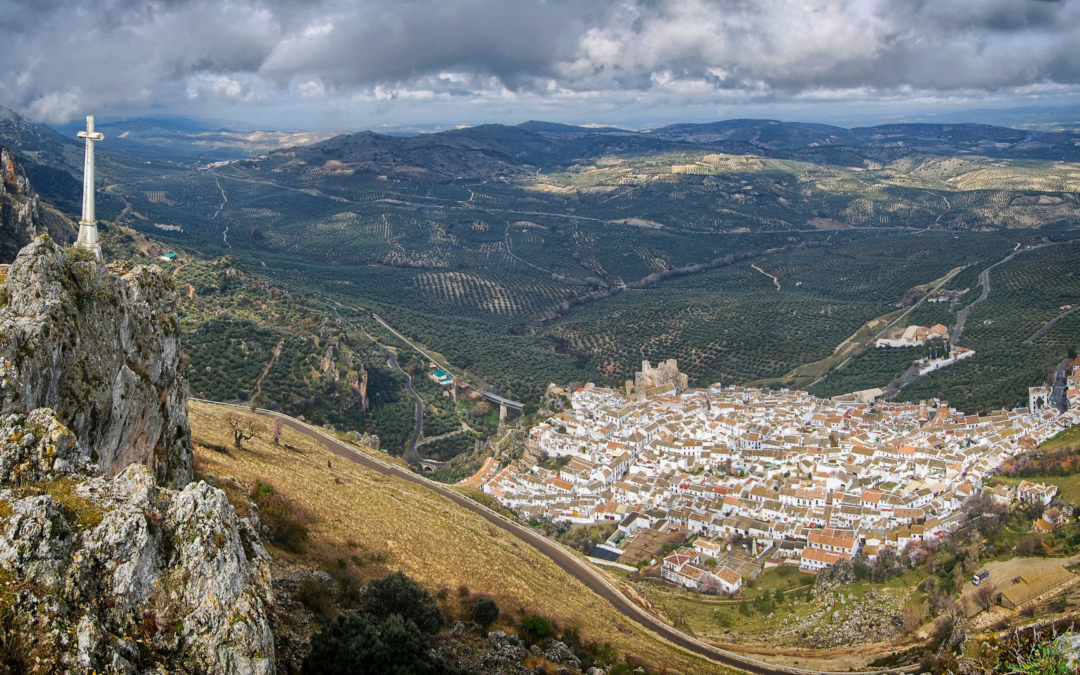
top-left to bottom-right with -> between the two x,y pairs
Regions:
189,401 -> 739,675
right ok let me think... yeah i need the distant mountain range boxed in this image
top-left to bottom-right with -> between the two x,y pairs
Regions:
251,116 -> 1080,184
50,114 -> 338,163
3,102 -> 1079,217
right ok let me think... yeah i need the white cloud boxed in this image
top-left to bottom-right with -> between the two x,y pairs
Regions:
25,89 -> 83,124
297,79 -> 326,99
3,0 -> 1080,125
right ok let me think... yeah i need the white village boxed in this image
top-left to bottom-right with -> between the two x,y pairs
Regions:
462,359 -> 1080,595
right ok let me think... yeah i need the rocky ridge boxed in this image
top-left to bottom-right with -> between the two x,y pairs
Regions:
0,238 -> 275,674
0,236 -> 192,486
0,147 -> 74,262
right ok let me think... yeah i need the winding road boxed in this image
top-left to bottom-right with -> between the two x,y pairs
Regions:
327,305 -> 428,464
195,398 -> 918,675
951,241 -> 1074,345
950,264 -> 997,345
386,349 -> 426,465
1024,306 -> 1080,345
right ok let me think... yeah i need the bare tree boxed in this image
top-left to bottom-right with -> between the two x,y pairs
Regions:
902,601 -> 929,633
1016,535 -> 1042,556
272,417 -> 283,446
975,582 -> 998,612
223,411 -> 266,450
699,575 -> 723,596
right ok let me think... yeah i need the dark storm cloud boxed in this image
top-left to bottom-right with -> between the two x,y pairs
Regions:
1,0 -> 1078,122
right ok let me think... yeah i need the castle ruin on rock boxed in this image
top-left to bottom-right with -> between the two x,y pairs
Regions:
631,358 -> 689,396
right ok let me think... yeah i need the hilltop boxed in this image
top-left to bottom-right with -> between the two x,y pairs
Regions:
257,118 -> 1080,181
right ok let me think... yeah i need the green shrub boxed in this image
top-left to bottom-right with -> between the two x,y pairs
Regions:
472,597 -> 499,631
295,578 -> 334,617
520,614 -> 553,644
64,246 -> 97,263
361,571 -> 445,634
302,612 -> 444,675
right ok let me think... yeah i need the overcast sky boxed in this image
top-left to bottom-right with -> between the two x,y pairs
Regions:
3,0 -> 1079,130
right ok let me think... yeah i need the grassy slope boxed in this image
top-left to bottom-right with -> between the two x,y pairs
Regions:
636,565 -> 924,672
189,401 -> 739,675
1041,425 -> 1080,452
997,427 -> 1080,502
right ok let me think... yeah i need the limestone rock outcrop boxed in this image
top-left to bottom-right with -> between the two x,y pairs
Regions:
0,147 -> 75,262
0,234 -> 277,673
0,409 -> 274,674
0,236 -> 192,487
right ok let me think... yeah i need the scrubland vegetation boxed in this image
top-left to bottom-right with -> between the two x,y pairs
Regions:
189,400 -> 739,675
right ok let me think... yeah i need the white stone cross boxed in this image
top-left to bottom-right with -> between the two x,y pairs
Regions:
76,115 -> 104,259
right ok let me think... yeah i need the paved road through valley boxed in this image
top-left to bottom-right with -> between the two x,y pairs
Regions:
199,399 -> 917,675
1053,361 -> 1069,414
952,244 -> 1044,344
328,305 -> 431,465
1024,306 -> 1080,345
951,261 -> 998,344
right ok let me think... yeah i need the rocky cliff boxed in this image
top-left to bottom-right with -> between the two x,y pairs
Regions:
0,236 -> 192,486
0,238 -> 276,674
0,147 -> 75,262
0,412 -> 275,674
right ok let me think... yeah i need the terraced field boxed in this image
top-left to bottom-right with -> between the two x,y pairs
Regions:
540,231 -> 1029,388
108,154 -> 1074,410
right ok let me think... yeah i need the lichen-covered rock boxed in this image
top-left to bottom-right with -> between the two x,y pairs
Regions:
0,408 -> 85,482
0,235 -> 192,487
480,631 -> 530,674
0,415 -> 274,674
0,235 -> 275,673
544,640 -> 582,669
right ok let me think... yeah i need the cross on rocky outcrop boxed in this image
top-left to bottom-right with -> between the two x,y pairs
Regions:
76,115 -> 104,259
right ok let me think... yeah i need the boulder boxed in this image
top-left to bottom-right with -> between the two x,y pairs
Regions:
544,640 -> 582,669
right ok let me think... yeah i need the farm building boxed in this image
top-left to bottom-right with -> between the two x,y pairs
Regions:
999,565 -> 1075,610
429,364 -> 454,385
